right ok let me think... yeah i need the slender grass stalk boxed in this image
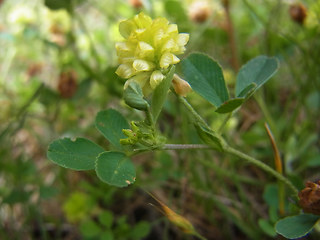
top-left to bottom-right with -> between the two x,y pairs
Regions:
192,232 -> 208,240
254,93 -> 277,139
223,0 -> 239,71
0,83 -> 44,140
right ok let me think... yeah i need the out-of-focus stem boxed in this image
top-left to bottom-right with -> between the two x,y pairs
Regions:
218,112 -> 233,133
75,13 -> 102,70
223,0 -> 239,71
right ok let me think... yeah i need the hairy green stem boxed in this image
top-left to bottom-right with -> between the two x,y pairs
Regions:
162,144 -> 211,150
146,106 -> 155,128
159,143 -> 297,194
218,112 -> 233,133
178,96 -> 209,128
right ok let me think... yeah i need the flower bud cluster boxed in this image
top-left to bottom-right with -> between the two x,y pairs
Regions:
115,12 -> 189,95
120,121 -> 166,147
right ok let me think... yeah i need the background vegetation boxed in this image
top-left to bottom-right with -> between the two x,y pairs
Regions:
0,0 -> 319,239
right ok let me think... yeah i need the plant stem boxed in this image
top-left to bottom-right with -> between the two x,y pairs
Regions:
218,112 -> 233,133
242,0 -> 267,25
16,83 -> 44,119
193,232 -> 208,240
224,145 -> 298,196
255,93 -> 277,139
162,144 -> 211,150
131,144 -> 211,156
265,122 -> 285,215
146,106 -> 155,128
75,12 -> 102,70
197,158 -> 261,185
223,0 -> 239,71
69,29 -> 104,84
1,48 -> 17,88
178,96 -> 209,128
0,83 -> 44,140
160,144 -> 295,193
174,94 -> 298,196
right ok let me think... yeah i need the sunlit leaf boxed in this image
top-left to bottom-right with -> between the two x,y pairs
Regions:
181,53 -> 229,107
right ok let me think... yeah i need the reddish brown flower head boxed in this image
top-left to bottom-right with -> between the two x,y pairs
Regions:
189,1 -> 211,23
58,70 -> 78,98
128,0 -> 143,9
50,23 -> 64,35
27,63 -> 43,78
298,181 -> 320,215
289,3 -> 307,25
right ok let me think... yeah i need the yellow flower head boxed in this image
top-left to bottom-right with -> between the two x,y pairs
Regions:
115,12 -> 189,95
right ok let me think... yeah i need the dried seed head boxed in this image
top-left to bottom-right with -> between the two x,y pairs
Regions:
27,63 -> 43,78
50,23 -> 64,35
221,0 -> 229,8
298,181 -> 320,215
289,3 -> 307,25
148,192 -> 196,234
189,1 -> 211,23
58,70 -> 78,98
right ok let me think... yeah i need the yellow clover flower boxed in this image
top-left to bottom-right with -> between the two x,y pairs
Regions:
115,12 -> 189,95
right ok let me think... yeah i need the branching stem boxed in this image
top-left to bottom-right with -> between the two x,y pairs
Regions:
175,94 -> 299,196
162,144 -> 211,150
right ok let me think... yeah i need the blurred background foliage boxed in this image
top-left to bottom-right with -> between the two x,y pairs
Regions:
0,0 -> 319,239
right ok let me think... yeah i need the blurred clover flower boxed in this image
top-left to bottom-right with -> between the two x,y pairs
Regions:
115,12 -> 189,95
